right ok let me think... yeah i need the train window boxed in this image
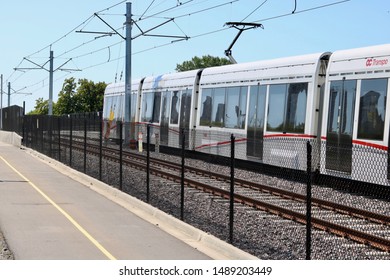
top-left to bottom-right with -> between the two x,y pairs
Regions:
225,87 -> 240,128
200,87 -> 247,129
103,96 -> 113,120
130,93 -> 137,122
225,87 -> 247,129
328,86 -> 340,134
267,84 -> 287,132
357,78 -> 388,140
328,80 -> 356,135
180,89 -> 192,128
211,88 -> 225,127
105,95 -> 122,121
200,88 -> 212,126
116,95 -> 124,121
152,92 -> 161,123
267,83 -> 307,133
161,91 -> 171,124
248,85 -> 266,130
170,91 -> 180,125
141,92 -> 154,122
285,83 -> 307,133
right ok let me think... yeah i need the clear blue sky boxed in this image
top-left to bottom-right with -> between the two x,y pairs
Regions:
1,0 -> 390,113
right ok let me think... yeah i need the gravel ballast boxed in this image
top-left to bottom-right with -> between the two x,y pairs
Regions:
1,143 -> 390,260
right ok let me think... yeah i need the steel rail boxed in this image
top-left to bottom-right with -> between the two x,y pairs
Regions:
62,138 -> 390,252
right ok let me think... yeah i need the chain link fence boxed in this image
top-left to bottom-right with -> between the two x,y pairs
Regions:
2,111 -> 390,259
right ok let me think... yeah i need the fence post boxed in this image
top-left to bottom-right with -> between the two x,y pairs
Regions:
58,117 -> 61,162
229,134 -> 235,244
180,129 -> 185,221
49,116 -> 53,158
146,124 -> 150,203
119,122 -> 123,191
83,118 -> 87,174
69,117 -> 73,167
41,117 -> 44,153
22,102 -> 25,146
306,141 -> 312,260
99,118 -> 103,181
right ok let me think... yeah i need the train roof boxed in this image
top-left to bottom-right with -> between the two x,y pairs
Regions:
142,69 -> 201,91
200,52 -> 330,86
327,44 -> 390,76
104,79 -> 142,95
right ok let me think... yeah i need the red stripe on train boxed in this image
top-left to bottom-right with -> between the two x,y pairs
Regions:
263,133 -> 317,139
321,137 -> 388,151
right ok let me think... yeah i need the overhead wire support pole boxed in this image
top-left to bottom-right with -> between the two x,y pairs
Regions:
77,2 -> 188,144
124,2 -> 132,145
7,82 -> 11,107
49,50 -> 54,116
14,50 -> 79,116
76,3 -> 132,144
4,81 -> 32,110
224,22 -> 263,64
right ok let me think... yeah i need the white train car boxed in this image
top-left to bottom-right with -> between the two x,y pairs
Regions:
137,70 -> 202,149
320,44 -> 390,185
196,53 -> 329,170
103,44 -> 390,187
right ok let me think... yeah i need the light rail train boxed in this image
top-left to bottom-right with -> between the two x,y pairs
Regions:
103,44 -> 390,186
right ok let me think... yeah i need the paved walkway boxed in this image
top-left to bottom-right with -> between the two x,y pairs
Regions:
0,142 -> 256,260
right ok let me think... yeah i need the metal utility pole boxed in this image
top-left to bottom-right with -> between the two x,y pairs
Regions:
14,50 -> 79,116
49,50 -> 54,115
77,2 -> 187,144
78,3 -> 132,144
124,2 -> 132,145
8,82 -> 11,107
3,81 -> 32,112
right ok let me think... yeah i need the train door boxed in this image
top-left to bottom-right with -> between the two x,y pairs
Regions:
179,89 -> 192,149
160,91 -> 171,146
325,79 -> 356,173
247,85 -> 266,159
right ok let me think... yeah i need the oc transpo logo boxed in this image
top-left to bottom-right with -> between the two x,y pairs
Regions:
366,57 -> 389,67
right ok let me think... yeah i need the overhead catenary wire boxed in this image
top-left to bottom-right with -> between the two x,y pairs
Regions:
9,0 -> 352,107
135,0 -> 194,22
254,0 -> 350,23
6,0 -> 127,83
240,0 -> 268,22
9,0 -> 239,85
138,0 -> 157,20
50,1 -> 231,69
30,0 -> 349,75
166,0 -> 239,20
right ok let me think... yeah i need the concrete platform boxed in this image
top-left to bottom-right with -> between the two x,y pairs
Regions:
0,131 -> 22,147
0,141 -> 257,260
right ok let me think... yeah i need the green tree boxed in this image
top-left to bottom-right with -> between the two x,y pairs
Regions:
54,78 -> 80,115
42,78 -> 107,115
28,98 -> 50,115
175,55 -> 231,72
76,79 -> 106,113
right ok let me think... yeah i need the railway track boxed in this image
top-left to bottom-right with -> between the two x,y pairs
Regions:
61,136 -> 390,252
